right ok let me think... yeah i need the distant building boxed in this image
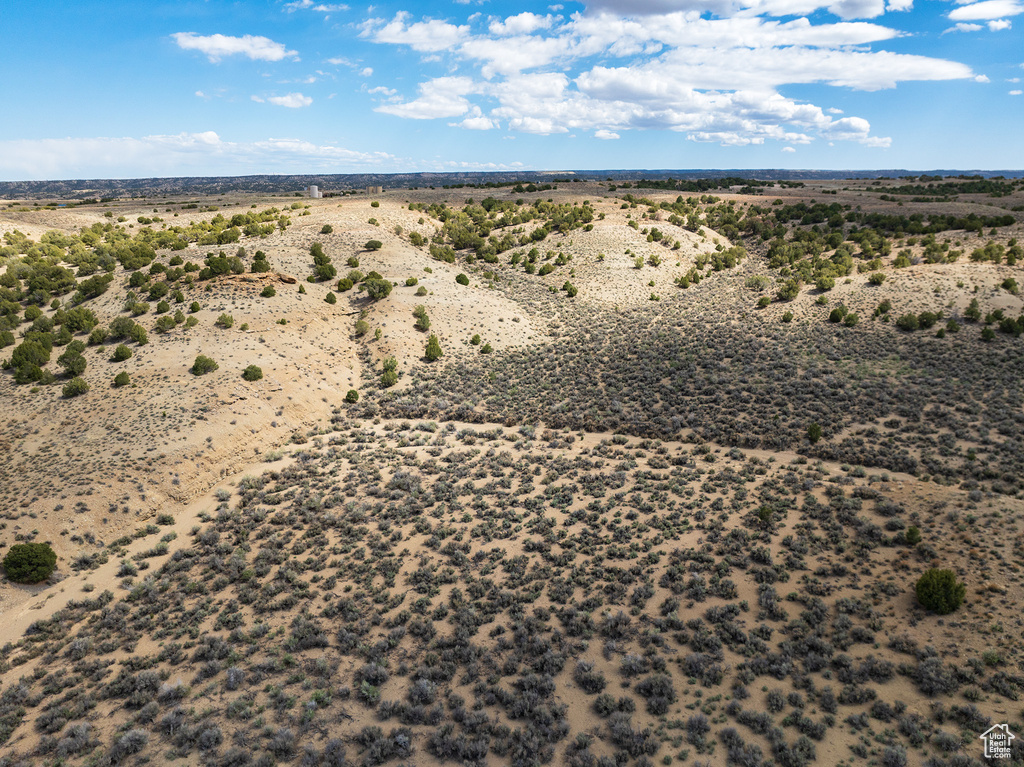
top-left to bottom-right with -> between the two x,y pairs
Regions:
366,185 -> 383,195
306,185 -> 322,199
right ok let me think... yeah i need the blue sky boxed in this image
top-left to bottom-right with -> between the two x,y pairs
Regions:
0,0 -> 1021,179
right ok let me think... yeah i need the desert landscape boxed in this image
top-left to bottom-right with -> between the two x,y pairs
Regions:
0,174 -> 1023,766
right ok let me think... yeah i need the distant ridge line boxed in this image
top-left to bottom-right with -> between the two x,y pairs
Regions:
1,168 -> 1022,199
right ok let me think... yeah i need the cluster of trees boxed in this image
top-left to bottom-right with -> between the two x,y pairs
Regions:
309,242 -> 336,282
412,198 -> 595,263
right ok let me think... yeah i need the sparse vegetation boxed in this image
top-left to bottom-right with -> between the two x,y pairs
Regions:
1,180 -> 1023,767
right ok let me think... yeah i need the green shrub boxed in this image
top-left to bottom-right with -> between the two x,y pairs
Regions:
782,311 -> 793,323
345,389 -> 359,403
154,315 -> 176,333
0,330 -> 13,348
868,272 -> 887,285
456,273 -> 469,286
252,252 -> 271,273
415,286 -> 428,296
843,312 -> 859,327
807,422 -> 823,443
63,376 -> 90,397
406,277 -> 418,287
114,371 -> 131,388
354,319 -> 370,337
129,323 -> 148,345
191,355 -> 219,375
321,224 -> 333,234
895,314 -> 919,331
563,282 -> 578,297
242,365 -> 263,381
58,348 -> 86,376
815,275 -> 835,292
413,304 -> 430,330
964,298 -> 981,321
216,313 -> 234,328
337,278 -> 353,292
480,342 -> 493,354
370,200 -> 380,208
776,279 -> 800,302
982,326 -> 996,342
915,568 -> 965,614
757,296 -> 770,309
425,334 -> 443,361
88,327 -> 109,345
261,285 -> 276,297
905,526 -> 921,545
470,334 -> 481,345
189,301 -> 201,313
380,369 -> 398,388
13,363 -> 45,384
828,306 -> 848,323
3,543 -> 57,583
325,292 -> 337,305
365,278 -> 392,300
364,240 -> 382,251
12,339 -> 51,369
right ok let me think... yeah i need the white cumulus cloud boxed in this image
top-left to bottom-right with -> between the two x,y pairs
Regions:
359,1 -> 975,150
376,76 -> 476,119
362,12 -> 470,52
489,12 -> 557,35
171,32 -> 298,62
949,0 -> 1023,19
450,107 -> 497,130
265,92 -> 313,108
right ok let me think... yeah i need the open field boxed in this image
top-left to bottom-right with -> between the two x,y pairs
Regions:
0,175 -> 1023,765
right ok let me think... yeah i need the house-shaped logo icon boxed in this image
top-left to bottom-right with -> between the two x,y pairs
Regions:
980,723 -> 1015,759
